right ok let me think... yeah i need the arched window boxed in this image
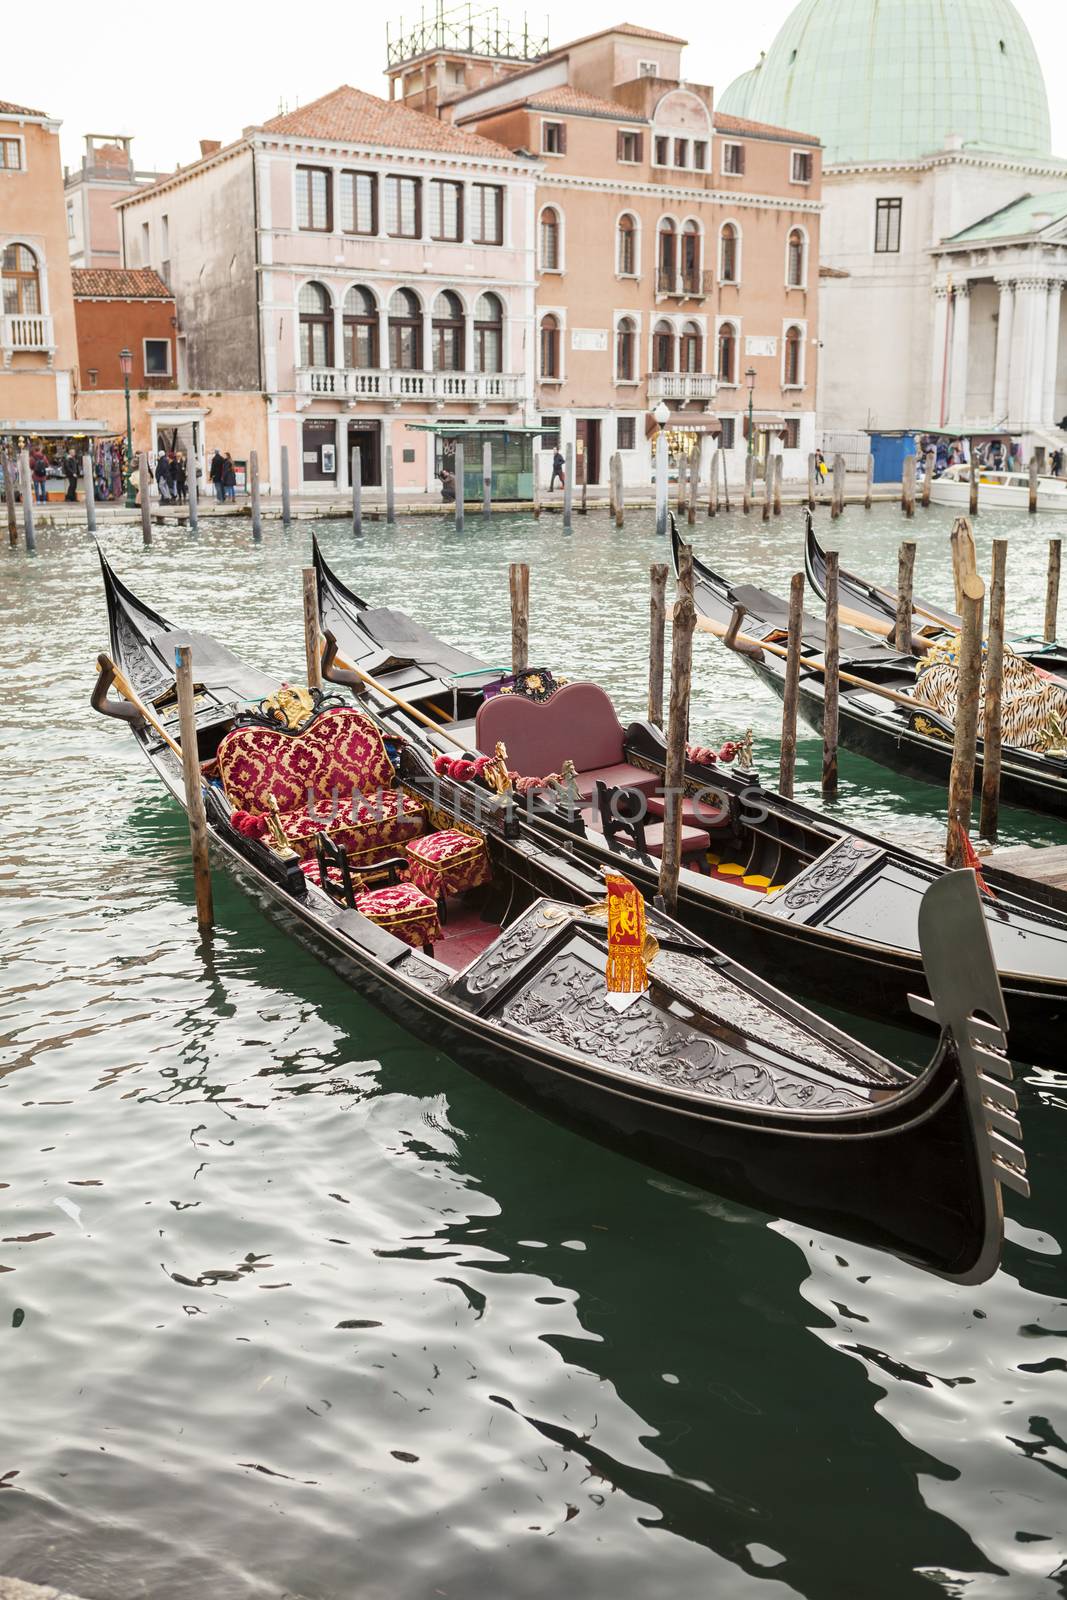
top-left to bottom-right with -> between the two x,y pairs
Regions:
389,288 -> 422,369
787,228 -> 806,288
617,214 -> 637,276
717,321 -> 737,384
473,292 -> 503,374
2,243 -> 41,314
299,281 -> 332,367
680,321 -> 702,373
343,285 -> 378,369
681,221 -> 700,293
784,324 -> 803,386
540,314 -> 560,379
652,319 -> 674,373
616,316 -> 636,381
540,207 -> 561,271
432,290 -> 464,372
657,220 -> 677,292
719,223 -> 739,285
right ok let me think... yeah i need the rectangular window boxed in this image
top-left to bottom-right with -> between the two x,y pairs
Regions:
539,414 -> 560,449
783,418 -> 801,448
617,417 -> 636,450
87,368 -> 98,386
0,138 -> 21,170
722,142 -> 745,175
471,183 -> 503,245
339,170 -> 377,234
791,151 -> 813,183
140,221 -> 150,265
617,129 -> 642,163
296,165 -> 331,231
428,179 -> 463,241
719,417 -> 736,450
639,60 -> 659,77
542,121 -> 566,155
693,140 -> 707,170
385,175 -> 421,238
144,338 -> 171,375
674,139 -> 689,168
654,135 -> 669,166
875,197 -> 902,253
66,205 -> 75,237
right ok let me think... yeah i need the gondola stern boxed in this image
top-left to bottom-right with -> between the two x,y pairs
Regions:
803,511 -> 827,603
312,531 -> 368,612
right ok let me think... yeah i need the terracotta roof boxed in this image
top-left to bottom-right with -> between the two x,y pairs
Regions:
72,267 -> 173,299
714,110 -> 819,146
259,84 -> 513,158
524,86 -> 648,121
0,98 -> 47,118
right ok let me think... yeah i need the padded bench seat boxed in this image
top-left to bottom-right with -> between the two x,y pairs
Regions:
572,762 -> 660,801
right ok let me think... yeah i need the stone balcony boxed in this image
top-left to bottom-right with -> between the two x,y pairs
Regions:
647,372 -> 718,403
297,368 -> 523,407
1,313 -> 56,367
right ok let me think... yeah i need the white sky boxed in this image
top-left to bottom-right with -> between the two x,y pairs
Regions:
14,0 -> 1067,174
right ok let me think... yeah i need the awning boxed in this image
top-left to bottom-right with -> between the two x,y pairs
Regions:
645,413 -> 721,437
0,418 -> 112,437
911,426 -> 1015,440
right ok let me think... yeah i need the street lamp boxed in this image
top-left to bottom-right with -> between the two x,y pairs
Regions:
653,399 -> 670,431
745,367 -> 757,457
652,400 -> 671,537
119,347 -> 135,507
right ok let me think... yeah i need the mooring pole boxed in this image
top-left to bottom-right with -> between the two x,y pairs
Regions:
579,443 -> 588,515
950,515 -> 978,613
659,543 -> 696,916
563,441 -> 574,530
509,561 -> 529,674
687,447 -> 698,526
187,450 -> 199,533
4,448 -> 17,546
743,453 -> 754,515
902,453 -> 916,518
303,566 -> 322,690
779,571 -> 805,800
946,574 -> 986,867
864,452 -> 873,511
648,562 -> 668,729
385,444 -> 396,525
895,540 -> 916,653
721,446 -> 731,512
970,452 -> 980,516
19,450 -> 36,552
831,453 -> 845,520
762,458 -> 772,522
175,643 -> 215,937
138,452 -> 152,547
807,452 -> 817,511
532,455 -> 542,519
922,448 -> 935,509
351,446 -> 363,534
707,447 -> 719,518
280,444 -> 291,529
821,548 -> 840,798
250,448 -> 262,542
482,440 -> 492,517
772,453 -> 783,517
1045,538 -> 1061,643
979,540 -> 1007,843
82,452 -> 96,533
454,442 -> 465,531
613,451 -> 624,527
1029,456 -> 1039,515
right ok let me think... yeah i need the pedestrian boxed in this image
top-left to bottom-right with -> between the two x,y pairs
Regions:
222,452 -> 236,502
814,447 -> 828,481
209,449 -> 225,503
63,448 -> 79,502
155,452 -> 174,503
173,453 -> 187,501
549,448 -> 565,491
439,467 -> 456,503
1051,448 -> 1064,478
31,447 -> 48,503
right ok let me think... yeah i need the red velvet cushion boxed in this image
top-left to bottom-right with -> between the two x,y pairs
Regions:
475,682 -> 626,777
217,707 -> 393,813
406,828 -> 492,899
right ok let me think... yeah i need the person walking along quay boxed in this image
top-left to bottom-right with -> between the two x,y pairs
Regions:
549,448 -> 565,491
209,449 -> 225,503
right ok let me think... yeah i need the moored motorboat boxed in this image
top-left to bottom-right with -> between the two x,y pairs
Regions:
91,550 -> 1028,1284
928,462 -> 1067,513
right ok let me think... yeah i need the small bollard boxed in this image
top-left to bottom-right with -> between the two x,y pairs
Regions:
281,443 -> 292,529
138,453 -> 152,546
82,452 -> 96,533
250,448 -> 262,542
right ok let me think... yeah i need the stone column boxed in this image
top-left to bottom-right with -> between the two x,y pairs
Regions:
948,282 -> 971,426
992,278 -> 1015,425
1041,280 -> 1063,424
1025,277 -> 1050,426
1008,277 -> 1039,426
332,304 -> 344,376
931,285 -> 952,426
422,308 -> 435,374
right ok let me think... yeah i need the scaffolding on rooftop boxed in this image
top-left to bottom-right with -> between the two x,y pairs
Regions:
386,1 -> 549,68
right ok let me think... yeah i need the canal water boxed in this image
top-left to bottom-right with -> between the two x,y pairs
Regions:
2,504 -> 1066,1599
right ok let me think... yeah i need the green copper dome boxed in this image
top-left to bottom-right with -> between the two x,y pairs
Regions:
718,0 -> 1051,165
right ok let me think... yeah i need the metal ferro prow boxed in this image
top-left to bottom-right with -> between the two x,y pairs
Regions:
909,869 -> 1029,1200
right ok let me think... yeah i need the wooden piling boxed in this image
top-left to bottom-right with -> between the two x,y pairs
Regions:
385,444 -> 396,525
454,442 -> 465,531
743,453 -> 755,514
648,562 -> 668,729
772,453 -> 783,517
659,543 -> 696,916
721,446 -> 731,512
18,450 -> 35,552
822,548 -> 840,798
482,440 -> 492,516
351,446 -> 363,534
950,516 -> 978,612
138,453 -> 152,546
608,449 -> 619,522
707,447 -> 719,517
302,566 -> 322,691
82,452 -> 96,532
249,449 -> 262,542
902,452 -> 916,518
831,453 -> 845,520
1045,538 -> 1062,643
280,443 -> 292,528
979,540 -> 1007,843
563,442 -> 575,529
922,448 -> 935,509
807,452 -> 817,511
970,452 -> 979,516
613,451 -> 624,527
532,460 -> 542,519
4,448 -> 18,546
175,643 -> 214,936
895,540 -> 916,653
1029,456 -> 1039,515
187,452 -> 199,533
509,561 -> 530,674
762,459 -> 772,522
864,452 -> 874,511
779,571 -> 805,799
684,447 -> 695,525
946,574 -> 986,868
579,444 -> 588,515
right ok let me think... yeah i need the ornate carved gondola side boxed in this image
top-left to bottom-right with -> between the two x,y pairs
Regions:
769,837 -> 884,919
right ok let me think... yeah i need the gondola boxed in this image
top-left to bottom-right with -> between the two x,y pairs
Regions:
313,535 -> 1067,1068
677,522 -> 1067,827
804,517 -> 1067,682
92,549 -> 1028,1284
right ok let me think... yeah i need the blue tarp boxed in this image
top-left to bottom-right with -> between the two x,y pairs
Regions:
868,432 -> 918,484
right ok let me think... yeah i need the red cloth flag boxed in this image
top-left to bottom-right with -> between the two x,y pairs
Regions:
605,874 -> 649,993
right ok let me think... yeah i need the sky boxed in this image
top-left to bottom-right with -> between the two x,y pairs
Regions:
13,0 -> 1067,173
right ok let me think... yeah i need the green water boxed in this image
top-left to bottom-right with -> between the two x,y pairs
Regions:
1,503 -> 1065,1599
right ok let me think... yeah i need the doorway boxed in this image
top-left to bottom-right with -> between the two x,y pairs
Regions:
347,421 -> 382,487
575,418 -> 601,485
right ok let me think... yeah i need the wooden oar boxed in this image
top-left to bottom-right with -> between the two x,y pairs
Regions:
95,652 -> 183,757
319,631 -> 470,753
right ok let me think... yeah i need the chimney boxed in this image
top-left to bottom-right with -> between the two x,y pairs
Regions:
199,139 -> 221,157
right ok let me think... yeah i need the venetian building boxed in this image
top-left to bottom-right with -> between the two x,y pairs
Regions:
721,0 -> 1067,452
